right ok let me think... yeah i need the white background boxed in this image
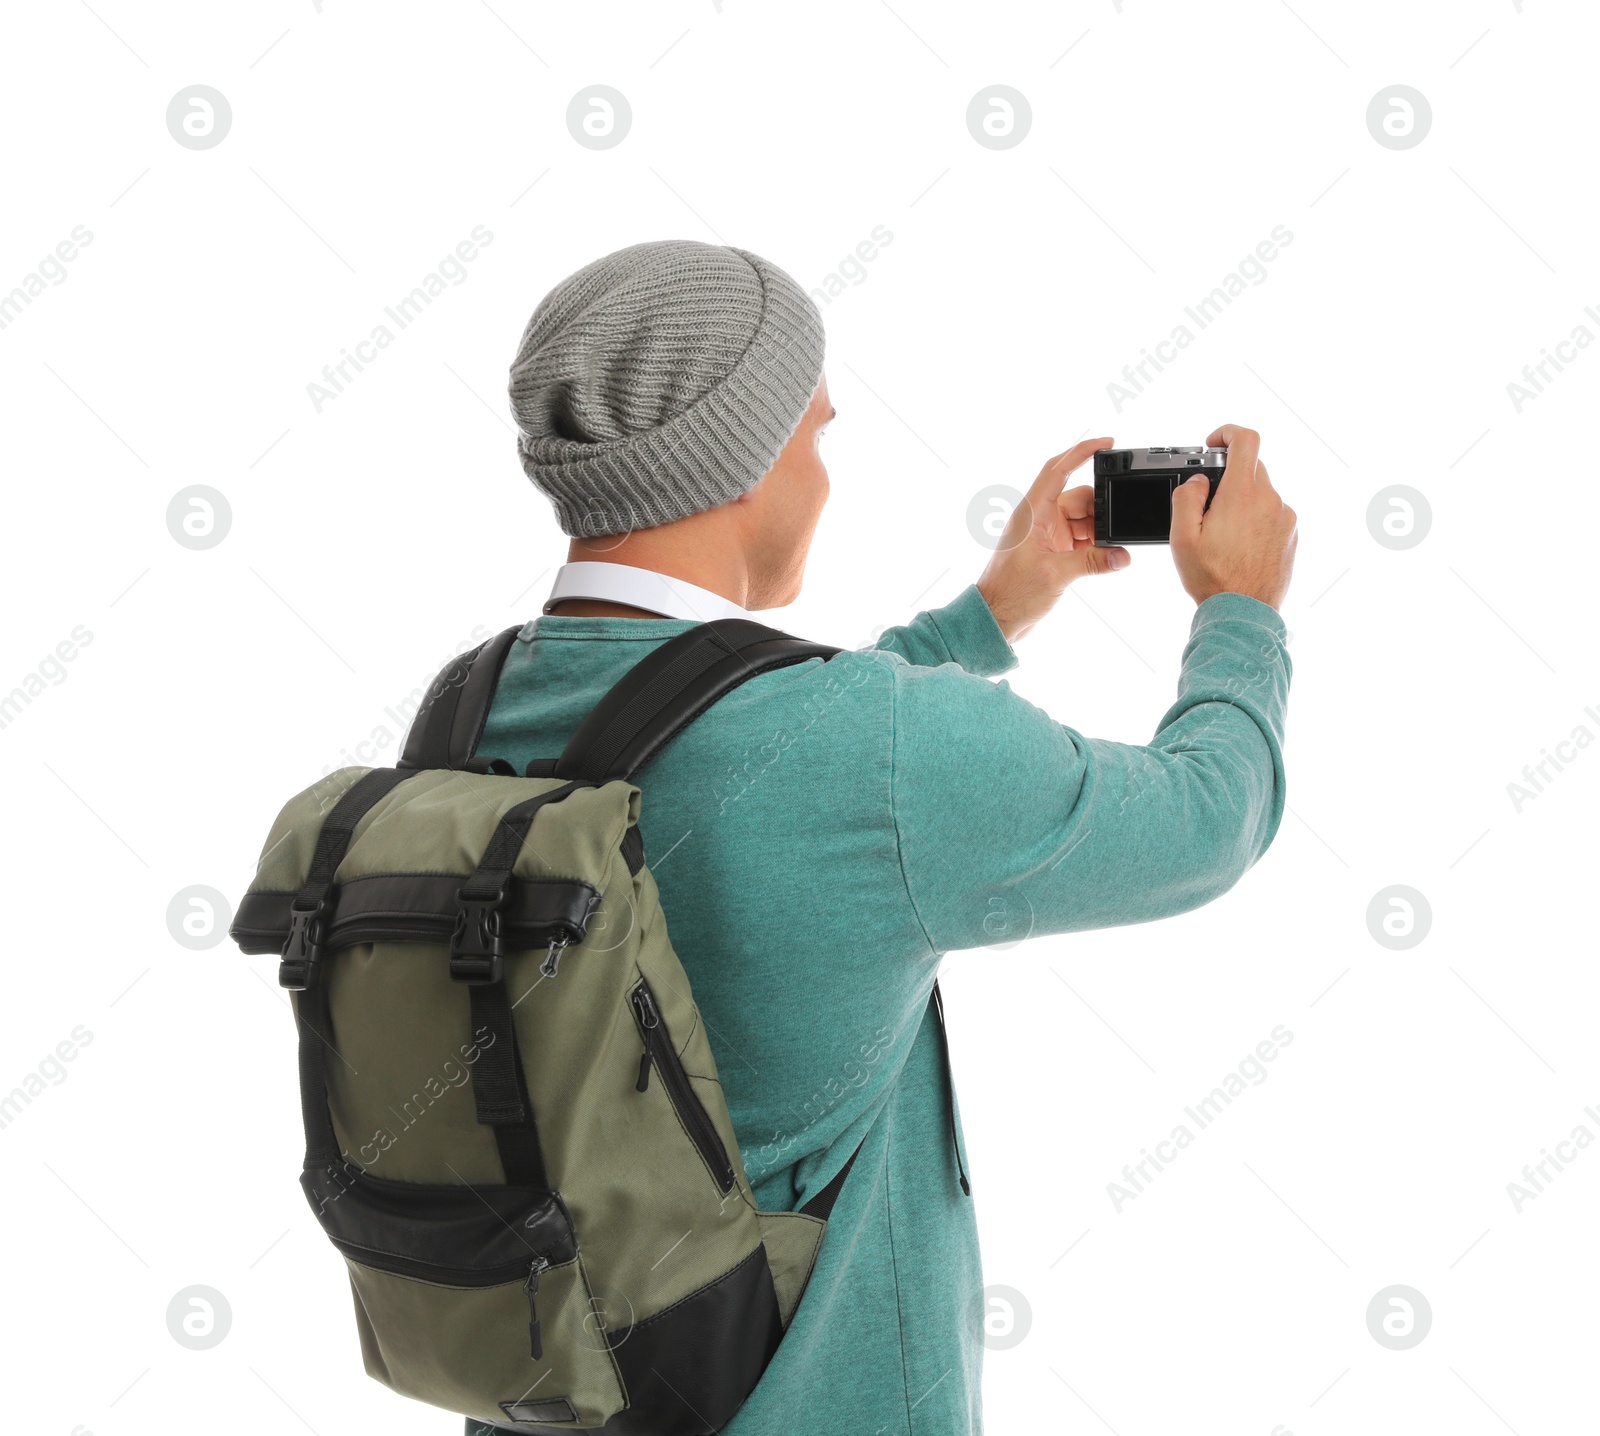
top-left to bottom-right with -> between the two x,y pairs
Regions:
2,1 -> 1596,1433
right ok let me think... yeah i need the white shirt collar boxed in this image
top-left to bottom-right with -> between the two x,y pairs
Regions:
543,561 -> 751,622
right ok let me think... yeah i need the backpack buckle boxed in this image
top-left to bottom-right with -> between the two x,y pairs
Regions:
280,897 -> 329,990
451,886 -> 508,983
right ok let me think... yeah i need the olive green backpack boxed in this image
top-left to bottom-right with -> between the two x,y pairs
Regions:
229,619 -> 862,1433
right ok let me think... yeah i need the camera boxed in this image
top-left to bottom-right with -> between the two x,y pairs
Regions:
1093,447 -> 1225,546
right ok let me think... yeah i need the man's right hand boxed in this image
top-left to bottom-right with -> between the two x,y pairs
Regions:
1170,425 -> 1298,611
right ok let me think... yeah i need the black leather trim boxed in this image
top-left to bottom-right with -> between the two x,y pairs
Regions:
500,1245 -> 781,1435
230,874 -> 601,956
500,1397 -> 577,1425
605,1245 -> 781,1434
302,1166 -> 576,1284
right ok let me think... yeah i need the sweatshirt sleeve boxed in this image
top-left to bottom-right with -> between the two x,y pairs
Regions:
885,593 -> 1292,954
871,584 -> 1018,679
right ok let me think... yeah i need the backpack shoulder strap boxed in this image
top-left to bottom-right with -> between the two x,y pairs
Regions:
554,618 -> 840,783
397,625 -> 523,771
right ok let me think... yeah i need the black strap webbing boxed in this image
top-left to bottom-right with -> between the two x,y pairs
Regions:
798,1141 -> 863,1221
930,981 -> 971,1197
457,781 -> 591,902
281,765 -> 414,990
297,982 -> 344,1172
398,625 -> 523,771
302,767 -> 413,897
554,619 -> 839,783
290,767 -> 416,1167
469,980 -> 548,1188
796,984 -> 971,1219
453,780 -> 589,1185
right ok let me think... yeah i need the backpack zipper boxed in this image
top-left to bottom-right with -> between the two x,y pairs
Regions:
629,981 -> 736,1193
323,1235 -> 555,1290
540,934 -> 570,980
330,914 -> 585,954
524,1254 -> 551,1360
327,1236 -> 559,1364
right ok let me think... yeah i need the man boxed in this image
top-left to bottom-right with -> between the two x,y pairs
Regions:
467,239 -> 1296,1435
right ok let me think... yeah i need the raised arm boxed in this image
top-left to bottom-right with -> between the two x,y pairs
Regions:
884,423 -> 1298,952
886,595 -> 1291,952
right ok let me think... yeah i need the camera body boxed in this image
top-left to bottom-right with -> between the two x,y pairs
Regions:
1093,447 -> 1225,546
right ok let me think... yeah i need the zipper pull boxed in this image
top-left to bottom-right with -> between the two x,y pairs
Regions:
632,987 -> 659,1092
524,1255 -> 551,1361
540,934 -> 569,980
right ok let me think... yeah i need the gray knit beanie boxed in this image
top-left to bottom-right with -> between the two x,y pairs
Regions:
508,240 -> 825,537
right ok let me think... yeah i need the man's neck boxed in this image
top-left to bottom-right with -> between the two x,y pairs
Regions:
544,549 -> 757,622
554,534 -> 753,615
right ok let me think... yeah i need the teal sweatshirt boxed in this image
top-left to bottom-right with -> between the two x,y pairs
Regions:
464,585 -> 1291,1436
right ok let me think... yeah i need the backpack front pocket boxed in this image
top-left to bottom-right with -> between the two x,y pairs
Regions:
629,978 -> 736,1193
303,1166 -> 625,1427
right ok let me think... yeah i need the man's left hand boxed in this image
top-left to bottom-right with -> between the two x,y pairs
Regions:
975,437 -> 1129,643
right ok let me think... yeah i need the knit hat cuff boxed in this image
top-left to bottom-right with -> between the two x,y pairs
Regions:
516,250 -> 824,538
